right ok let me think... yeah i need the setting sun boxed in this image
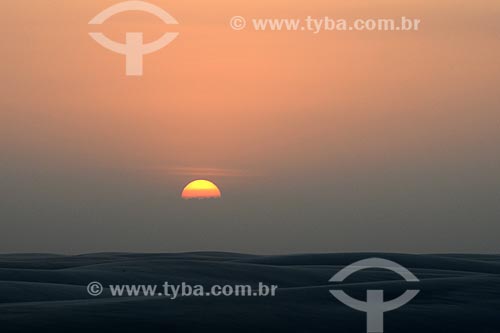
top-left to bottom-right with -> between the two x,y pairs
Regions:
181,180 -> 222,200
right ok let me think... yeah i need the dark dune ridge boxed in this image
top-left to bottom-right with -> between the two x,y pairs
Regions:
0,252 -> 499,332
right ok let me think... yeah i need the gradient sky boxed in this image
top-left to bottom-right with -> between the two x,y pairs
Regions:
1,0 -> 499,253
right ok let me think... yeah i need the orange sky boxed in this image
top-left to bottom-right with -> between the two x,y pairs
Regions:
1,1 -> 500,252
2,1 -> 499,192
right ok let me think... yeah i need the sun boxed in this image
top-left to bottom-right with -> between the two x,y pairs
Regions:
181,180 -> 222,200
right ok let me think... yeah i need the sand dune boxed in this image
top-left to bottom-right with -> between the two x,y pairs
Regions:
0,253 -> 499,332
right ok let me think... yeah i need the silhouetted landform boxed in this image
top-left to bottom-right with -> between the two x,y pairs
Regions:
0,252 -> 499,332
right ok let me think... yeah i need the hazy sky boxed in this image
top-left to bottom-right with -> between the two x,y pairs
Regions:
1,0 -> 499,253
